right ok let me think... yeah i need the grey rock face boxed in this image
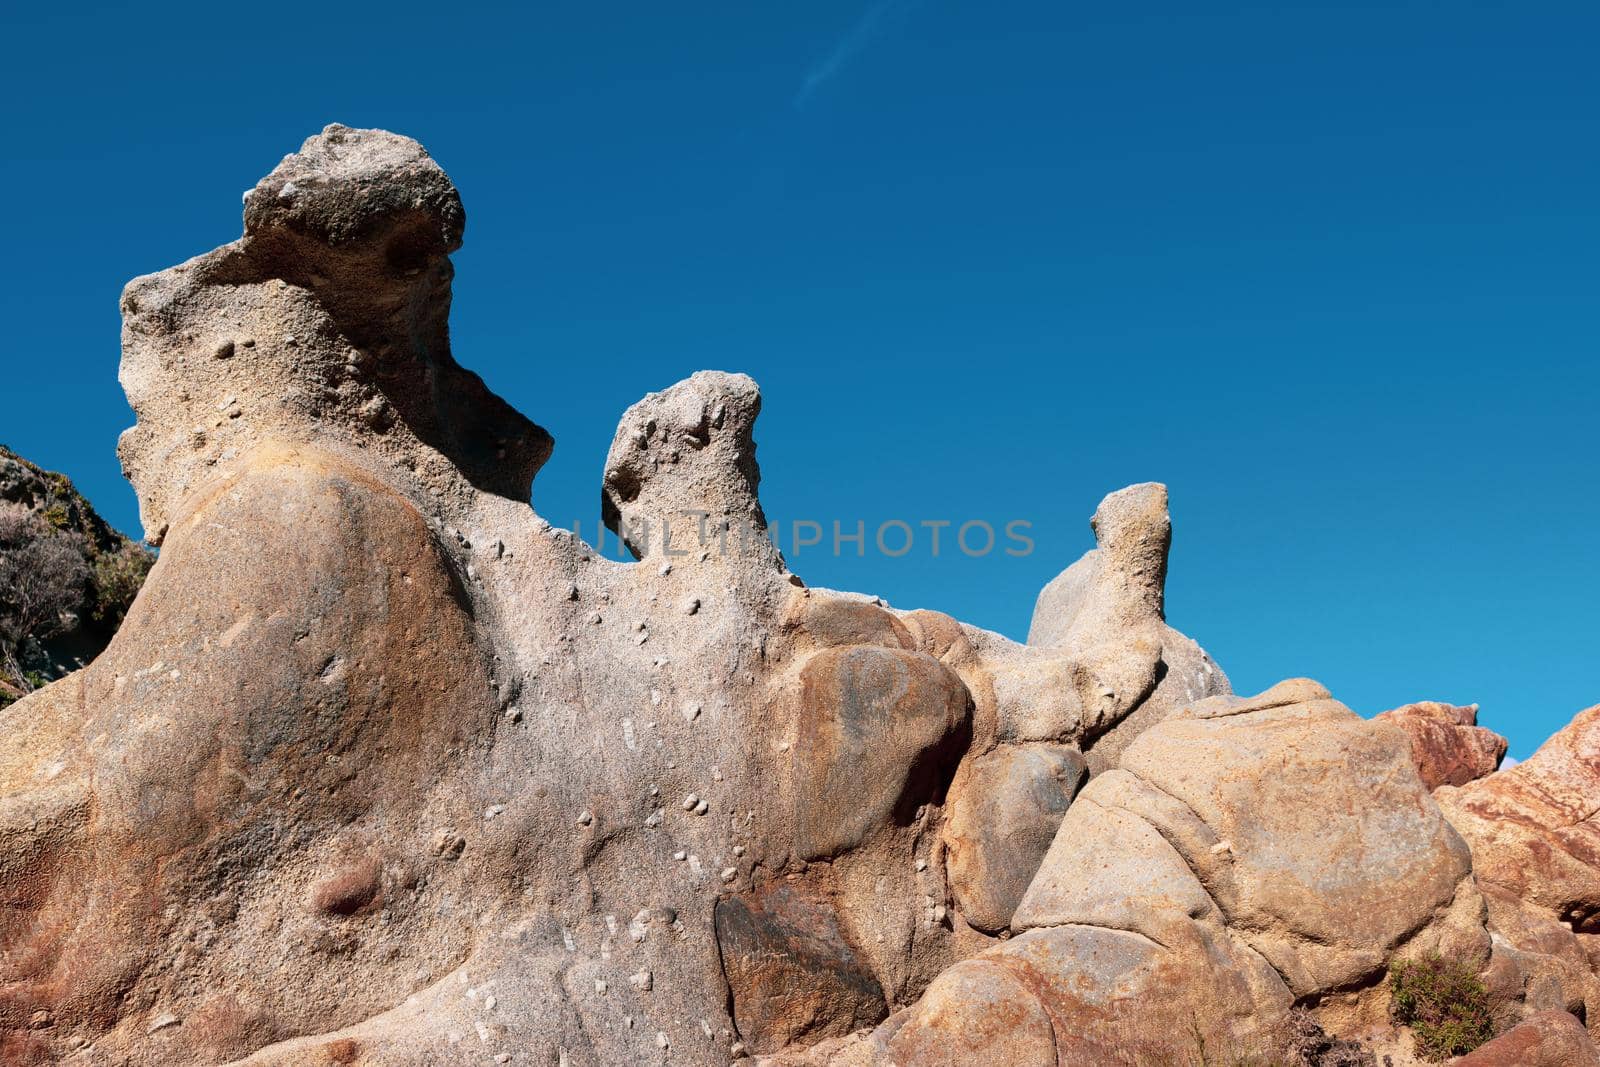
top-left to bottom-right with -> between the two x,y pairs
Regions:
117,123 -> 547,546
602,370 -> 781,570
1026,481 -> 1230,766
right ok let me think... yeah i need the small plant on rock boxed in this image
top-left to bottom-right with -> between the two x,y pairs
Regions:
90,540 -> 154,625
1389,953 -> 1494,1061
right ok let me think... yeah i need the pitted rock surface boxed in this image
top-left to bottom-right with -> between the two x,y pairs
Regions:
2,125 -> 1596,1067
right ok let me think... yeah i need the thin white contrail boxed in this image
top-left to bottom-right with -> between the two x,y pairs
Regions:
795,0 -> 917,109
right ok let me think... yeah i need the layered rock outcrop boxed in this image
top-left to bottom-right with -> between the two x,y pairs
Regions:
1436,707 -> 1600,1032
0,124 -> 1594,1066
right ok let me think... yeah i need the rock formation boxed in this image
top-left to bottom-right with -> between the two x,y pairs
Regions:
1454,1009 -> 1600,1067
1435,707 -> 1600,1033
0,124 -> 1596,1066
1374,701 -> 1507,790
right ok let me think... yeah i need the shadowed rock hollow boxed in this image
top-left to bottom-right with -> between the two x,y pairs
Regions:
3,125 -> 1598,1066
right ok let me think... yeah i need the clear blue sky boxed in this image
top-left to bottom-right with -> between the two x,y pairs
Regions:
2,2 -> 1595,757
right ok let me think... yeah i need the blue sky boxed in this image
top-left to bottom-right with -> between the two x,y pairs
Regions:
1,2 -> 1595,757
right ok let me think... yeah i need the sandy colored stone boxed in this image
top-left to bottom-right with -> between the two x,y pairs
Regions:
942,743 -> 1085,933
996,679 -> 1488,1062
1026,482 -> 1229,767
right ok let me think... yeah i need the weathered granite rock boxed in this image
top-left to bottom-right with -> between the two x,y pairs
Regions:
1454,1009 -> 1600,1067
602,370 -> 781,570
116,124 -> 548,547
1374,700 -> 1507,789
1,124 -> 1580,1067
715,881 -> 885,1054
1477,887 -> 1600,1028
826,681 -> 1491,1066
865,919 -> 1294,1066
1,125 -> 998,1066
1017,680 -> 1488,998
786,623 -> 971,861
1026,482 -> 1229,771
1436,706 -> 1600,1031
1438,706 -> 1600,926
942,743 -> 1085,932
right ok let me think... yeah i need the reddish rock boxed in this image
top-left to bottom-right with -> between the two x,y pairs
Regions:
310,857 -> 383,917
1436,705 -> 1600,928
714,881 -> 886,1054
881,959 -> 1056,1067
791,643 -> 971,860
1373,700 -> 1507,789
1435,706 -> 1600,1028
1454,1009 -> 1600,1067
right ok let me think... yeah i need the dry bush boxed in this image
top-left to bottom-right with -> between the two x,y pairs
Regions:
90,539 -> 154,626
0,512 -> 90,695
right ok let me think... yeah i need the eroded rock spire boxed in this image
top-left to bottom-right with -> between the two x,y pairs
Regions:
117,124 -> 549,544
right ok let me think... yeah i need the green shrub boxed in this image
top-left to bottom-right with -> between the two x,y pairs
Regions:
1390,954 -> 1494,1060
41,502 -> 70,529
90,541 -> 155,625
